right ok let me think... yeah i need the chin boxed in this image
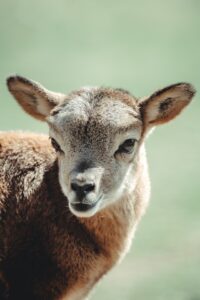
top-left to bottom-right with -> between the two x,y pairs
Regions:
68,201 -> 101,218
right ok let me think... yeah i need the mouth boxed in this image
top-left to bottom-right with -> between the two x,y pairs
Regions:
69,196 -> 103,217
70,201 -> 98,212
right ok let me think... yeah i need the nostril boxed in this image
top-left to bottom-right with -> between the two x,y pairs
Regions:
83,184 -> 95,193
71,182 -> 79,192
71,182 -> 95,197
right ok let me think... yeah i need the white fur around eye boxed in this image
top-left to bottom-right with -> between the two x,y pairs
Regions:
113,129 -> 141,155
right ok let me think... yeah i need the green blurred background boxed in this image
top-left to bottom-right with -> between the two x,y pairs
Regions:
0,0 -> 200,299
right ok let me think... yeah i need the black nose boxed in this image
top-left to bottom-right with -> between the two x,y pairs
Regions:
71,182 -> 95,200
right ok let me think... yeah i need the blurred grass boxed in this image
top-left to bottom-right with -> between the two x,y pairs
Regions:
0,0 -> 200,299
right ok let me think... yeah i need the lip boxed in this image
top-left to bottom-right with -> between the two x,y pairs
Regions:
70,202 -> 97,212
70,195 -> 103,213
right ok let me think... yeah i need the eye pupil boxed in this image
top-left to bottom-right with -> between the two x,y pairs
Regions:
116,139 -> 136,155
50,138 -> 62,153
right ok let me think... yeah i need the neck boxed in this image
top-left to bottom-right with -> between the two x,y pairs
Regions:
79,192 -> 137,264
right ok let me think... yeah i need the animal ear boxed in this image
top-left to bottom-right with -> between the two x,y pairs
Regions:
139,82 -> 196,131
7,75 -> 66,121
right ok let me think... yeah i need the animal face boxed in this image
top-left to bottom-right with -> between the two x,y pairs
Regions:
47,88 -> 142,217
7,76 -> 195,217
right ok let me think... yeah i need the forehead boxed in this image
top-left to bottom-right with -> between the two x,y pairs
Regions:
48,87 -> 141,133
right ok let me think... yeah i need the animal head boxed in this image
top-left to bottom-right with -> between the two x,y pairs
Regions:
7,76 -> 195,217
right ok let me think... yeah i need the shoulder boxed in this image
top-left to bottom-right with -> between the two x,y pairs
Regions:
0,131 -> 55,161
0,131 -> 57,195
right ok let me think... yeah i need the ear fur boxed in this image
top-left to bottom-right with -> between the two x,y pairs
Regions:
139,82 -> 196,131
7,75 -> 66,121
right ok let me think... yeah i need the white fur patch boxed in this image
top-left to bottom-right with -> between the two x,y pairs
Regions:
37,99 -> 52,116
145,101 -> 160,123
60,288 -> 89,300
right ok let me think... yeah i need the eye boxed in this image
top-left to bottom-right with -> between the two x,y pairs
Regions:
50,138 -> 64,154
115,139 -> 136,155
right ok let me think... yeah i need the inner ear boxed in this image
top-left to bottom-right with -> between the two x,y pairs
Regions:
139,82 -> 196,129
7,75 -> 66,121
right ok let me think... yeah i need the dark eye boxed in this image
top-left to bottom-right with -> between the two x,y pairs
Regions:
115,139 -> 136,155
50,138 -> 63,154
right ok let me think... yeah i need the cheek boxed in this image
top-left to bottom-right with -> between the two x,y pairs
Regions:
58,157 -> 71,185
101,162 -> 129,192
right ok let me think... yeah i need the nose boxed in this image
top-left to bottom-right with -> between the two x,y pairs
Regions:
71,182 -> 95,200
